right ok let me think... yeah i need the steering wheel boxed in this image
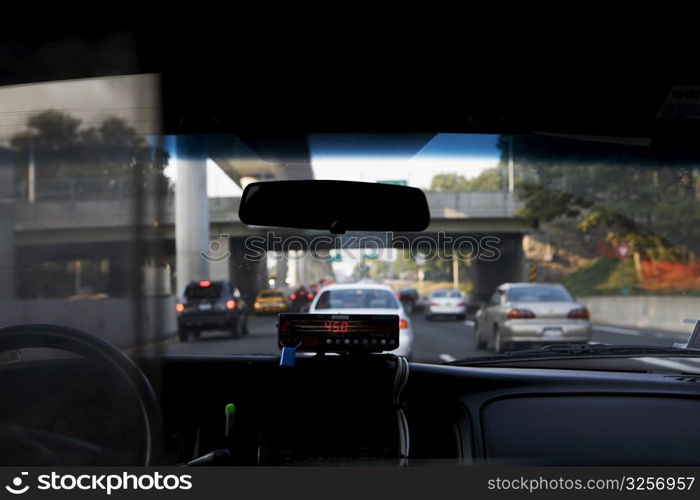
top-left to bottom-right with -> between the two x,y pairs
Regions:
0,324 -> 163,465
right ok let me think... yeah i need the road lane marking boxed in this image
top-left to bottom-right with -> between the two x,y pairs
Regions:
125,336 -> 174,354
464,320 -> 476,327
593,325 -> 642,336
439,354 -> 456,362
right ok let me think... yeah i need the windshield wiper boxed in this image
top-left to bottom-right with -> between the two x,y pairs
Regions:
447,343 -> 699,365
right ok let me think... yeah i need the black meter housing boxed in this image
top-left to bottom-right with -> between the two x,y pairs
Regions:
277,313 -> 399,353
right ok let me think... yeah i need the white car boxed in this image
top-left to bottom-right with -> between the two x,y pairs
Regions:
426,289 -> 467,320
309,283 -> 414,358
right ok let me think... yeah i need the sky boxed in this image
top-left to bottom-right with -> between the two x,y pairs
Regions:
309,133 -> 501,189
0,75 -> 501,196
164,133 -> 502,197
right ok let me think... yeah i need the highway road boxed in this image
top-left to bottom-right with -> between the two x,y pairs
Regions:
136,313 -> 693,363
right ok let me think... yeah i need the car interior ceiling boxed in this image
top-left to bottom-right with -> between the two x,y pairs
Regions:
3,32 -> 700,467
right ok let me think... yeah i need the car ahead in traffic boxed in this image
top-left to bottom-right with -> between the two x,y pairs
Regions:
396,288 -> 420,313
475,283 -> 591,353
175,280 -> 249,341
426,289 -> 467,320
289,286 -> 315,312
253,289 -> 289,314
309,283 -> 414,359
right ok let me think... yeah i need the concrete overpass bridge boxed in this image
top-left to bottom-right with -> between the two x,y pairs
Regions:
9,187 -> 532,301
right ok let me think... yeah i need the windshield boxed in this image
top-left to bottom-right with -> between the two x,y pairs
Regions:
2,74 -> 700,367
507,286 -> 573,303
184,283 -> 224,300
432,290 -> 463,298
315,289 -> 399,310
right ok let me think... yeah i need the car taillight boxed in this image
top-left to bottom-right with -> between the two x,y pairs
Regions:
175,303 -> 185,313
430,302 -> 439,306
399,318 -> 409,329
226,299 -> 236,310
507,308 -> 536,319
307,293 -> 313,300
199,280 -> 211,287
457,301 -> 466,306
568,307 -> 590,319
396,293 -> 402,300
290,293 -> 297,300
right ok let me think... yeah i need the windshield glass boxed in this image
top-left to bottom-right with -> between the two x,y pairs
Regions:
315,289 -> 399,309
2,74 -> 700,366
432,290 -> 463,298
185,283 -> 224,299
507,286 -> 573,303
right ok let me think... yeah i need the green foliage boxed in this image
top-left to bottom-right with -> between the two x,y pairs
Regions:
564,257 -> 640,295
564,257 -> 621,296
511,133 -> 700,260
430,167 -> 504,192
10,110 -> 169,183
519,181 -> 591,221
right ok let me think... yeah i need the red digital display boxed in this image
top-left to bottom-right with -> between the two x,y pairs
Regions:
324,320 -> 349,333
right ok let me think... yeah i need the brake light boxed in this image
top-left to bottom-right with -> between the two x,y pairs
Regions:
307,293 -> 313,300
399,318 -> 409,329
199,280 -> 211,287
507,308 -> 536,319
290,293 -> 297,300
430,302 -> 439,306
396,293 -> 402,300
226,299 -> 236,310
568,307 -> 590,319
175,303 -> 185,313
457,301 -> 466,306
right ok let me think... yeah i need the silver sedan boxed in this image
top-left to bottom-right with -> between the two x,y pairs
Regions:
475,283 -> 591,353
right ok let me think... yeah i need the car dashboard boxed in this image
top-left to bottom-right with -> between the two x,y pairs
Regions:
3,355 -> 700,465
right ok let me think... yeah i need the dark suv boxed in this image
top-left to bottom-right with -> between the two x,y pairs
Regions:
175,280 -> 249,341
396,287 -> 420,313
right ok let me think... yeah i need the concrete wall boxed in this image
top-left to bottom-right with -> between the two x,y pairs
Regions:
580,296 -> 700,333
0,297 -> 176,349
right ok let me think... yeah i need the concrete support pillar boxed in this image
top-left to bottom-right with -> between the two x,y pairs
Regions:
274,252 -> 288,289
229,238 -> 267,302
174,137 -> 209,297
287,250 -> 302,287
0,210 -> 14,301
0,150 -> 15,301
472,235 -> 525,303
208,236 -> 231,282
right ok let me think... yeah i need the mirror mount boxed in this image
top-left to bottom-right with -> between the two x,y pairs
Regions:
329,220 -> 346,235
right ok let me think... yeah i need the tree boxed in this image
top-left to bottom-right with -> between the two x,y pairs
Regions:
430,167 -> 504,191
505,133 -> 700,261
430,173 -> 469,191
10,110 -> 169,187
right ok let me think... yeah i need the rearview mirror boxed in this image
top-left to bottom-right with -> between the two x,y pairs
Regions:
239,180 -> 430,234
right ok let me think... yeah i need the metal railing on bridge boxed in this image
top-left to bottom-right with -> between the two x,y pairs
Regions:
13,177 -> 520,217
425,191 -> 521,218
